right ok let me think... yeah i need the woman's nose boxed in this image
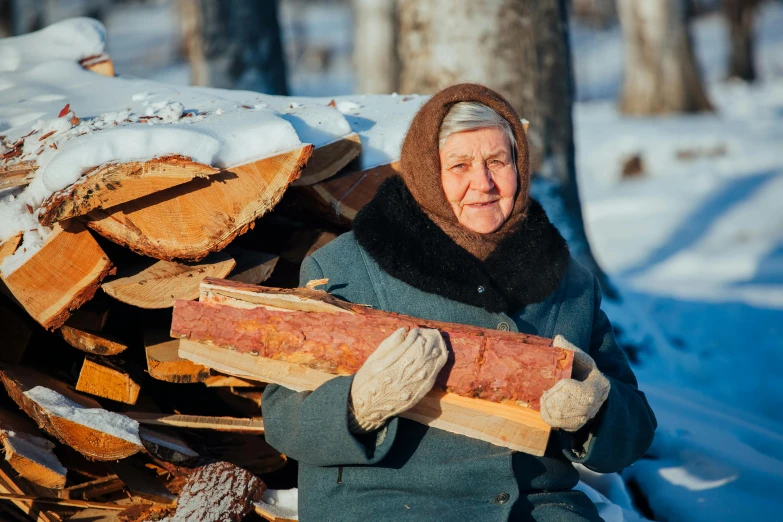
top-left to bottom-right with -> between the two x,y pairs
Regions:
469,164 -> 494,192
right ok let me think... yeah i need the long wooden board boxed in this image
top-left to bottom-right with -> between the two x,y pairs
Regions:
1,221 -> 113,330
171,278 -> 573,455
38,156 -> 219,226
86,146 -> 313,261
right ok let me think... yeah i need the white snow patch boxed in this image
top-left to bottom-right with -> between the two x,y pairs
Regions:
2,431 -> 67,477
0,18 -> 105,72
23,386 -> 141,447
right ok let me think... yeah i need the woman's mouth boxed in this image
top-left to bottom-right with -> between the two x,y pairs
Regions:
465,200 -> 498,208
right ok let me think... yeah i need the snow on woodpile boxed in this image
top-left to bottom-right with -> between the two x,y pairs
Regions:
0,19 -> 307,274
23,386 -> 142,446
319,94 -> 428,170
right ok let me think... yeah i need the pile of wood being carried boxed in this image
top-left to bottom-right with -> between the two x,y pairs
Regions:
0,19 -> 571,522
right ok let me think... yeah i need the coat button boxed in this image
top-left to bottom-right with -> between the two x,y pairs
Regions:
494,492 -> 510,504
497,322 -> 510,331
477,285 -> 485,293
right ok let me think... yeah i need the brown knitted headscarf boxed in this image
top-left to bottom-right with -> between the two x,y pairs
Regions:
399,83 -> 531,260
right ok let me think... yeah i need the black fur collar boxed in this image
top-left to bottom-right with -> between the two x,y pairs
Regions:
353,176 -> 570,313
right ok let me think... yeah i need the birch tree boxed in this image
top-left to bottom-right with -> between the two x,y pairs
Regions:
616,0 -> 712,114
397,0 -> 615,297
353,0 -> 399,94
180,0 -> 288,94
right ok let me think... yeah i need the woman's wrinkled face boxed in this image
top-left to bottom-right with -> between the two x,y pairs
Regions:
439,127 -> 518,234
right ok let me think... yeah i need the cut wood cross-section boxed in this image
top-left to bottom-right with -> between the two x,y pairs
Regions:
102,253 -> 235,309
38,156 -> 220,227
1,221 -> 114,330
60,326 -> 127,356
302,161 -> 399,223
0,366 -> 144,461
171,278 -> 573,455
292,132 -> 361,186
75,357 -> 142,405
86,146 -> 314,261
0,407 -> 67,490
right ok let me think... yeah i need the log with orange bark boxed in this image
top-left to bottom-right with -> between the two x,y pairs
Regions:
171,278 -> 574,455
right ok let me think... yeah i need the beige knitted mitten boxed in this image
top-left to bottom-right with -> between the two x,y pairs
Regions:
348,327 -> 448,434
540,335 -> 611,432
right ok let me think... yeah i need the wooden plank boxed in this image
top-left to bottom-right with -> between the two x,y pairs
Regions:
300,161 -> 399,224
60,325 -> 127,356
127,413 -> 265,435
187,279 -> 568,409
180,338 -> 552,455
0,366 -> 144,461
75,357 -> 141,405
60,475 -> 124,501
0,408 -> 66,490
38,156 -> 220,226
0,492 -> 126,510
1,221 -> 113,330
144,332 -> 211,384
292,132 -> 362,186
102,253 -> 235,309
170,279 -> 573,455
86,145 -> 314,261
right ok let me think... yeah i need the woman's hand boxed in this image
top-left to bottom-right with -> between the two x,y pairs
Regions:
348,327 -> 448,434
540,335 -> 611,432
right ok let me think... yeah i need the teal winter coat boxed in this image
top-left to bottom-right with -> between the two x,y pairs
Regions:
262,177 -> 656,522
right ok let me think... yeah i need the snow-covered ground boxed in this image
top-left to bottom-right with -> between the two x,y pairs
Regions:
573,3 -> 783,519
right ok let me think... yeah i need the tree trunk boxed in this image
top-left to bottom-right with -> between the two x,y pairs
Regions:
723,0 -> 758,82
397,0 -> 616,297
617,0 -> 713,114
353,0 -> 400,93
181,0 -> 289,94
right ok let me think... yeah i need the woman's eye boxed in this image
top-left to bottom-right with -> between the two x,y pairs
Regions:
489,159 -> 503,166
452,163 -> 466,170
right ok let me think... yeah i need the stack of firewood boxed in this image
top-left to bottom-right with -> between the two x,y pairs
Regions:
0,45 -> 416,520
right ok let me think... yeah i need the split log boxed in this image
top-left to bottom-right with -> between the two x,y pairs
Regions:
0,408 -> 67,489
0,365 -> 144,461
0,233 -> 23,264
127,413 -> 265,435
0,460 -> 62,522
301,161 -> 399,224
292,132 -> 362,186
60,326 -> 127,356
0,162 -> 36,190
75,357 -> 142,405
86,146 -> 314,261
225,248 -> 278,285
38,156 -> 220,227
202,374 -> 265,387
171,278 -> 573,455
1,221 -> 113,330
102,253 -> 235,309
171,461 -> 265,522
144,332 -> 211,384
79,54 -> 115,77
138,427 -> 198,465
0,492 -> 125,511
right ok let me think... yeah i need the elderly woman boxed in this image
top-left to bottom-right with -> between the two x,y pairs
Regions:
263,84 -> 656,521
